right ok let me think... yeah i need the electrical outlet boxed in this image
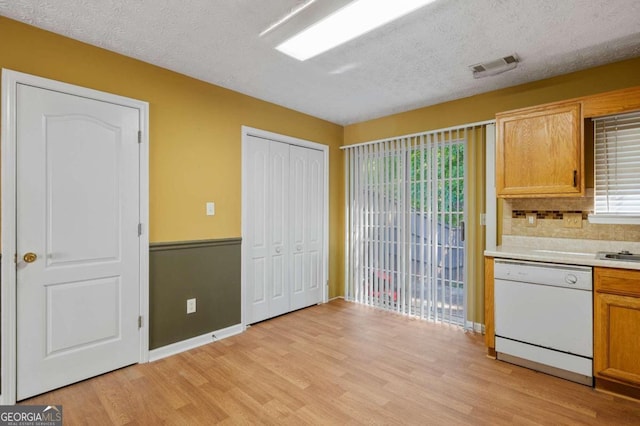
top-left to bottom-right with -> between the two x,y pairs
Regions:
187,298 -> 196,314
563,212 -> 582,228
526,213 -> 537,227
206,202 -> 215,216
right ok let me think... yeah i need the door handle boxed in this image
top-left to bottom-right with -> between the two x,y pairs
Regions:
296,245 -> 302,251
275,247 -> 282,254
23,252 -> 38,263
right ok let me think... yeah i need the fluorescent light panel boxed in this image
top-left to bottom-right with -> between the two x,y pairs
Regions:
260,0 -> 317,37
276,0 -> 435,61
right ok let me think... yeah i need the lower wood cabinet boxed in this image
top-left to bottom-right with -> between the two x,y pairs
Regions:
594,267 -> 640,399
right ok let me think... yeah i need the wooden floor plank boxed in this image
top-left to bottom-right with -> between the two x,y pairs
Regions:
20,299 -> 640,425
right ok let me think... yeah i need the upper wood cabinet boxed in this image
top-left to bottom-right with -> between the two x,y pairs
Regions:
496,102 -> 583,197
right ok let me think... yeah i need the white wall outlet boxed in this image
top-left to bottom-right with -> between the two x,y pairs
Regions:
526,213 -> 537,227
187,298 -> 196,314
206,202 -> 215,216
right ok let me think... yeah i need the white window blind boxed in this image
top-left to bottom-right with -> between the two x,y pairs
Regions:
593,111 -> 640,219
342,123 -> 489,329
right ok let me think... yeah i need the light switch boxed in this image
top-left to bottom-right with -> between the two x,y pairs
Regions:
526,213 -> 537,227
206,202 -> 215,216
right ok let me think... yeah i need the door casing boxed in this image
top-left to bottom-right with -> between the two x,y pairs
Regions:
241,126 -> 329,328
1,69 -> 150,405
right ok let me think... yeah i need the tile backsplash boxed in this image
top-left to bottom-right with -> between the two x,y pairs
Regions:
502,189 -> 640,242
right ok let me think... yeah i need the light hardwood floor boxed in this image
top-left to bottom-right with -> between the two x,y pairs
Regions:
22,299 -> 640,425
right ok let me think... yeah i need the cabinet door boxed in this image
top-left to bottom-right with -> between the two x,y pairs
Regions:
594,267 -> 640,389
496,102 -> 582,197
594,292 -> 640,386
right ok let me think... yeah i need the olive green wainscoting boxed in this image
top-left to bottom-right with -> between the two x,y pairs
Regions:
149,238 -> 241,349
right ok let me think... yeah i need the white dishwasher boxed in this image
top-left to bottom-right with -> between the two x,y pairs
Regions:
494,259 -> 593,386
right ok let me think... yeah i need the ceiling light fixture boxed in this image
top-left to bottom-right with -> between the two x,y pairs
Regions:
260,0 -> 318,37
276,0 -> 436,61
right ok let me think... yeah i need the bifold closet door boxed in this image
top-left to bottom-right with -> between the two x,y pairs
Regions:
245,136 -> 324,324
245,136 -> 291,323
290,146 -> 324,310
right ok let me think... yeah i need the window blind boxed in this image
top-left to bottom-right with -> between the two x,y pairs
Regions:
342,123 -> 489,329
593,111 -> 640,215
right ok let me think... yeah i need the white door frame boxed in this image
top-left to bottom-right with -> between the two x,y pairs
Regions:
1,69 -> 150,404
241,126 -> 329,328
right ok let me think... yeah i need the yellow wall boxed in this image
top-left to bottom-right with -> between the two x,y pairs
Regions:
0,17 -> 344,297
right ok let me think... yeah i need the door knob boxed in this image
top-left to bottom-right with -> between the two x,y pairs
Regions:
275,247 -> 282,253
296,245 -> 302,251
23,252 -> 37,263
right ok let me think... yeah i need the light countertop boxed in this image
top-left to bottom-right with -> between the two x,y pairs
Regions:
484,236 -> 640,270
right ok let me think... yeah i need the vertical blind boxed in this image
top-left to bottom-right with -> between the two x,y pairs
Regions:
343,124 -> 488,329
593,111 -> 640,215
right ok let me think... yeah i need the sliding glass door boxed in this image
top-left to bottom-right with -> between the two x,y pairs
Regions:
408,137 -> 465,324
345,125 -> 484,327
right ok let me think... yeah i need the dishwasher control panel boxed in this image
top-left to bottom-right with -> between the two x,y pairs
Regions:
494,259 -> 592,290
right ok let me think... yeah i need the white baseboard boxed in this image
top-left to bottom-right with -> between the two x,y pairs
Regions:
465,321 -> 485,333
148,323 -> 243,362
328,295 -> 344,301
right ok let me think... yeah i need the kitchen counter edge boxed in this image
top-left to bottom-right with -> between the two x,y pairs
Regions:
484,247 -> 640,270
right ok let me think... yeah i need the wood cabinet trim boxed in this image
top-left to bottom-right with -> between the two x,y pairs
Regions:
596,377 -> 640,401
484,257 -> 495,351
495,100 -> 583,120
496,86 -> 640,119
582,86 -> 640,118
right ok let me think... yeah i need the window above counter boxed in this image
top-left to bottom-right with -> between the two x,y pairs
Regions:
589,110 -> 640,225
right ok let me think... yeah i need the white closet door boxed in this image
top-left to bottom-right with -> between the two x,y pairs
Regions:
245,136 -> 290,323
268,140 -> 291,318
290,146 -> 324,310
245,136 -> 270,323
244,132 -> 325,324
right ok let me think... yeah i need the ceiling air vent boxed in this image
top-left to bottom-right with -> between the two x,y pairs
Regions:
469,54 -> 519,79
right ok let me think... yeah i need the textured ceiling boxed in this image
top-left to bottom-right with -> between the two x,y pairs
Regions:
1,0 -> 640,125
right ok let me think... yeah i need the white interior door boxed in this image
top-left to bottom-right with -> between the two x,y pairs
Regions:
16,84 -> 141,400
290,146 -> 324,310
